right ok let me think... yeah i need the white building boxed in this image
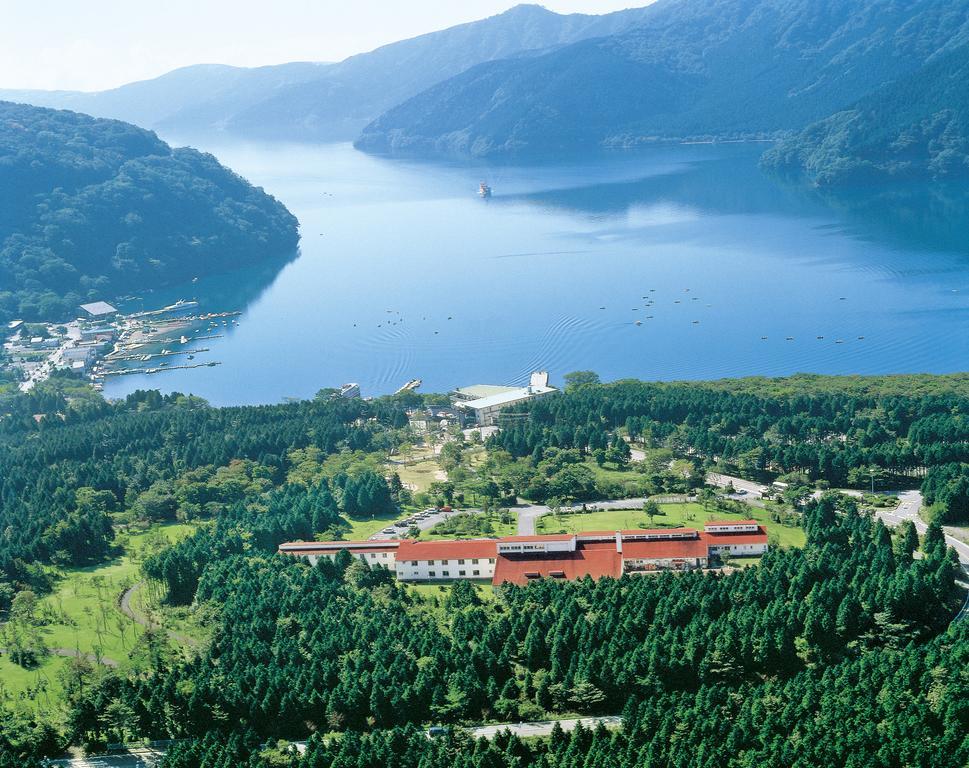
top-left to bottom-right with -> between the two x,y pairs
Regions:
703,521 -> 769,556
454,372 -> 557,426
395,539 -> 497,581
277,540 -> 398,568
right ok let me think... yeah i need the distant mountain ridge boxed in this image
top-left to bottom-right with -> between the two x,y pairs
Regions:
0,4 -> 657,141
356,0 -> 969,168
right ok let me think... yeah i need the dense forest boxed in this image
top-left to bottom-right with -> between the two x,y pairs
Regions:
764,44 -> 969,185
0,101 -> 299,322
3,493 -> 965,765
489,374 -> 969,521
0,373 -> 966,763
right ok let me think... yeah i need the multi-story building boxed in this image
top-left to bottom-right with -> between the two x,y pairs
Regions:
279,521 -> 768,586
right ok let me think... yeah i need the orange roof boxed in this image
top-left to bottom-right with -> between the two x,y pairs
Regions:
500,534 -> 574,542
494,547 -> 621,586
704,529 -> 768,545
621,528 -> 699,537
279,540 -> 400,553
397,539 -> 497,561
622,537 -> 708,560
706,520 -> 759,527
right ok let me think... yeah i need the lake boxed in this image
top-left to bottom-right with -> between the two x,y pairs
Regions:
104,140 -> 968,405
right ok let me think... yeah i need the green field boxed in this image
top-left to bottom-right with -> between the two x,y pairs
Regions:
537,502 -> 805,548
341,513 -> 400,540
393,457 -> 444,494
405,582 -> 495,602
420,511 -> 518,540
0,522 -> 199,707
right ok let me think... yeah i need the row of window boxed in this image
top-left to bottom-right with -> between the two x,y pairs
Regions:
407,558 -> 496,566
421,570 -> 481,578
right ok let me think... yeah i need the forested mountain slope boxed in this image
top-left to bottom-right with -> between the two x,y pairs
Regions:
0,5 -> 657,141
763,44 -> 969,185
357,0 -> 969,158
0,101 -> 298,322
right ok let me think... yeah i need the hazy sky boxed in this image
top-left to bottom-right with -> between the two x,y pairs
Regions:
2,1 -> 643,91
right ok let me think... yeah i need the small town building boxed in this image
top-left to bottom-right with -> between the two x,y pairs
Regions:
79,301 -> 118,319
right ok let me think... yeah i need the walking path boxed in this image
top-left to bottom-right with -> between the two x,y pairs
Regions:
0,646 -> 118,668
119,582 -> 199,648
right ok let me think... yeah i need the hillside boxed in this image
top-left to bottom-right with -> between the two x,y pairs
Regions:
762,45 -> 969,185
0,4 -> 657,141
0,101 -> 298,322
356,0 -> 969,158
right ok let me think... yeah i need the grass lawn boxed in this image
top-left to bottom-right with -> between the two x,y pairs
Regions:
405,582 -> 495,602
537,502 -> 805,548
0,654 -> 68,712
420,511 -> 518,540
341,513 -> 400,540
392,458 -> 444,493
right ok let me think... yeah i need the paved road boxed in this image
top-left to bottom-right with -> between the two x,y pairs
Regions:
48,750 -> 163,767
49,717 -> 624,766
469,715 -> 622,739
706,473 -> 768,497
874,490 -> 969,570
368,506 -> 465,540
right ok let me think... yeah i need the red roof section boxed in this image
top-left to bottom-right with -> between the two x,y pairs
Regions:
704,529 -> 768,545
621,528 -> 699,537
493,546 -> 621,586
279,540 -> 400,554
623,537 -> 709,560
706,520 -> 759,527
397,539 -> 497,561
500,534 -> 574,542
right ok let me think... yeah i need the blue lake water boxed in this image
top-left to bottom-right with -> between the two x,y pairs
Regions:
104,141 -> 969,405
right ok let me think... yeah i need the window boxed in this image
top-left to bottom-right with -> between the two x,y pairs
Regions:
473,570 -> 480,576
459,570 -> 466,576
471,558 -> 479,564
489,558 -> 496,564
458,559 -> 465,564
429,571 -> 436,577
382,553 -> 388,558
410,561 -> 418,566
442,571 -> 450,577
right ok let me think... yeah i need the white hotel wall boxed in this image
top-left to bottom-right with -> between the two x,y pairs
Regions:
396,557 -> 497,581
303,550 -> 397,568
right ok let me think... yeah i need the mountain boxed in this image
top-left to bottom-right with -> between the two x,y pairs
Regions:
356,0 -> 969,158
0,101 -> 299,323
0,62 -> 330,138
0,4 -> 657,141
762,45 -> 969,185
